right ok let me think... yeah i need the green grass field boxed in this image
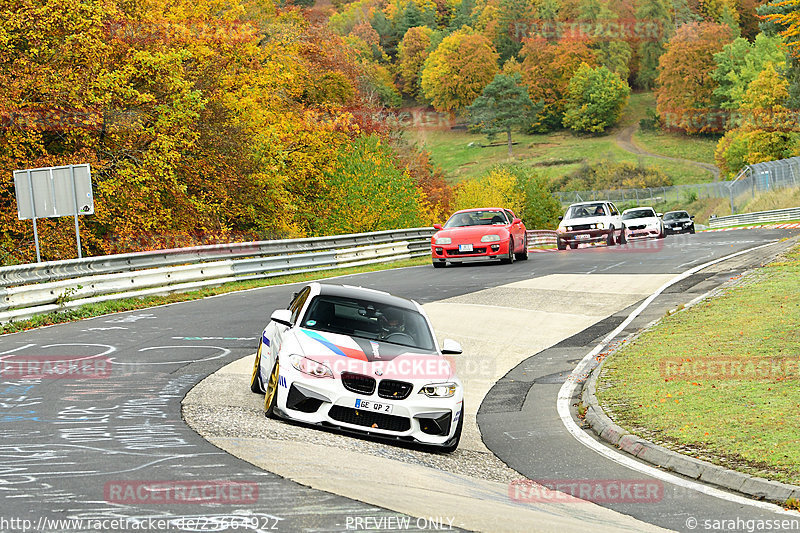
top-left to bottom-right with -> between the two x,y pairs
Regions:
408,92 -> 717,186
597,245 -> 800,486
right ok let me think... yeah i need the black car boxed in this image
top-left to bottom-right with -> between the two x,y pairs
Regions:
663,211 -> 695,234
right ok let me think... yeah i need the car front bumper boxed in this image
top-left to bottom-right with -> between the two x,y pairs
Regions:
557,229 -> 612,245
273,367 -> 463,447
431,240 -> 511,261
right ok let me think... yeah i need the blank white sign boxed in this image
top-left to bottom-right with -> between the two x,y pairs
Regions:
14,164 -> 94,220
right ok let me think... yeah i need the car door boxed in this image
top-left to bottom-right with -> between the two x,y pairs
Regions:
607,202 -> 623,233
505,209 -> 525,250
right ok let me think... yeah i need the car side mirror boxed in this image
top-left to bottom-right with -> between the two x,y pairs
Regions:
441,339 -> 462,354
691,215 -> 695,219
558,215 -> 563,221
512,218 -> 522,225
270,309 -> 293,327
657,213 -> 663,218
433,224 -> 443,230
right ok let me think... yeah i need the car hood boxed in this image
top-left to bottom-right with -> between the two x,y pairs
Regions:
559,216 -> 607,228
291,328 -> 453,380
434,226 -> 507,241
623,217 -> 660,226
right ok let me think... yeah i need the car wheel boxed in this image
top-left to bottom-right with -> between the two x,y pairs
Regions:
606,228 -> 616,246
658,226 -> 666,239
557,237 -> 567,251
440,404 -> 464,453
250,340 -> 265,393
515,235 -> 529,260
689,226 -> 695,234
618,228 -> 627,244
569,242 -> 578,249
501,238 -> 515,264
264,358 -> 280,418
432,259 -> 446,268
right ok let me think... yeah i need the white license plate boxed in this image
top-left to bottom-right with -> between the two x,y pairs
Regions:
575,234 -> 590,240
355,398 -> 393,414
458,244 -> 473,252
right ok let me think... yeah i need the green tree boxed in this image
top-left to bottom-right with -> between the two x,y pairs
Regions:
317,135 -> 425,235
467,73 -> 541,157
562,63 -> 630,133
397,26 -> 434,97
636,0 -> 673,90
421,29 -> 500,112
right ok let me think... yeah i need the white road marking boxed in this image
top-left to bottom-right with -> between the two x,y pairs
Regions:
111,346 -> 231,366
557,240 -> 798,515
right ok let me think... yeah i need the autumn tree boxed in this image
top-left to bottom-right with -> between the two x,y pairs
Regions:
562,63 -> 630,133
656,22 -> 735,134
420,29 -> 500,112
519,38 -> 596,131
467,73 -> 540,157
397,26 -> 434,97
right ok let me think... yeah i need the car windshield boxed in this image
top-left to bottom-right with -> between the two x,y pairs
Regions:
566,203 -> 606,219
444,210 -> 506,228
622,209 -> 656,220
301,295 -> 435,351
663,212 -> 688,220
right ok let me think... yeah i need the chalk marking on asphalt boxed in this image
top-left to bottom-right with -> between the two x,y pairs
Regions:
557,239 -> 799,515
112,346 -> 231,366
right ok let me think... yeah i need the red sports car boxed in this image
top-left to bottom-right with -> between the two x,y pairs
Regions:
431,208 -> 528,268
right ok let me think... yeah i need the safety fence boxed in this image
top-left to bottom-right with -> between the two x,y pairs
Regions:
707,207 -> 800,228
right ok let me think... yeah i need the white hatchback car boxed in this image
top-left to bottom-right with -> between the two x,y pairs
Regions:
556,201 -> 625,249
250,282 -> 465,452
621,207 -> 666,240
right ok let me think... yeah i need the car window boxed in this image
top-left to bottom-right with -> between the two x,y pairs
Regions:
444,210 -> 507,228
289,287 -> 311,324
622,209 -> 656,220
504,210 -> 515,223
302,295 -> 435,351
609,203 -> 619,216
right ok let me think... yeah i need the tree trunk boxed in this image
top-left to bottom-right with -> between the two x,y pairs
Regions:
507,129 -> 513,158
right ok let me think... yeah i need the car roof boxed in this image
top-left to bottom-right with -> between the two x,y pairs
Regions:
315,283 -> 418,310
665,210 -> 689,215
623,207 -> 656,213
568,201 -> 609,206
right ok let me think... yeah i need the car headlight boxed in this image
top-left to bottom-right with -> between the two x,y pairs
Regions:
434,237 -> 451,245
595,222 -> 604,229
565,226 -> 572,232
480,234 -> 501,242
419,382 -> 457,398
289,354 -> 333,378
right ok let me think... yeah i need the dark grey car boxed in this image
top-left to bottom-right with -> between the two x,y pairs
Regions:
663,211 -> 695,234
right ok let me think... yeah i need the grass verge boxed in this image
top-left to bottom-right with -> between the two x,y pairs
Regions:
596,244 -> 800,485
0,257 -> 429,335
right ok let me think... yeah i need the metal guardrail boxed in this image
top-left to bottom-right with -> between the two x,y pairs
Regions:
0,228 -> 435,324
527,230 -> 557,246
707,207 -> 800,228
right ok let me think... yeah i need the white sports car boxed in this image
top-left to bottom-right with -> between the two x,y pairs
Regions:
621,207 -> 666,240
250,282 -> 464,451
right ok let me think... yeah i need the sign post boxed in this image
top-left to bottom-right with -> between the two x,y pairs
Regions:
13,164 -> 94,262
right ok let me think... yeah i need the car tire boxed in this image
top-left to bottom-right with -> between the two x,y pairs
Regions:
569,242 -> 578,249
618,228 -> 627,244
557,237 -> 567,251
606,228 -> 616,246
658,226 -> 666,239
264,358 -> 280,418
689,226 -> 695,234
515,235 -> 529,260
250,340 -> 266,393
440,404 -> 464,453
501,238 -> 515,264
432,260 -> 446,268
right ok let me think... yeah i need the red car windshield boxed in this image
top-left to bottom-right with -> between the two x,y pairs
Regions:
444,211 -> 507,228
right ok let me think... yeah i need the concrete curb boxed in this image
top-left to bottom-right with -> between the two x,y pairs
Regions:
581,354 -> 800,507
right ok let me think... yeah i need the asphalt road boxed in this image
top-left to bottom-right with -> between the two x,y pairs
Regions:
0,229 -> 797,532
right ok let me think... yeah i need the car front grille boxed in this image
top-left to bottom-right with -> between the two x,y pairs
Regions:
377,379 -> 413,400
569,224 -> 594,231
328,405 -> 411,432
341,373 -> 376,395
628,224 -> 646,231
447,247 -> 487,256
